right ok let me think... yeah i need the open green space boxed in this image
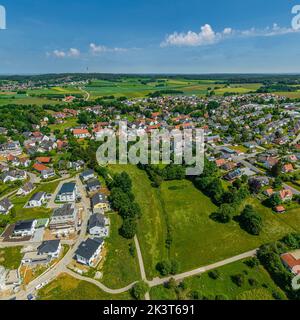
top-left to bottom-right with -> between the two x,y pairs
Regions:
0,246 -> 22,269
6,181 -> 59,223
100,214 -> 141,289
37,273 -> 132,300
150,259 -> 286,300
110,165 -> 297,279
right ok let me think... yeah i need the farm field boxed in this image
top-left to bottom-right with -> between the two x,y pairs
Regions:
84,78 -> 263,99
110,165 -> 296,279
150,259 -> 286,300
37,273 -> 132,300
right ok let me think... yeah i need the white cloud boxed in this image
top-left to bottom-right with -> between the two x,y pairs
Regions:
68,48 -> 80,57
161,23 -> 298,47
89,43 -> 127,54
49,48 -> 81,58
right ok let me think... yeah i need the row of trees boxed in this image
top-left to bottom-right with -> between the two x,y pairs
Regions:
257,233 -> 300,299
138,164 -> 186,188
109,172 -> 141,239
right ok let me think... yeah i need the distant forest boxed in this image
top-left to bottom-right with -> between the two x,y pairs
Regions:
1,73 -> 300,85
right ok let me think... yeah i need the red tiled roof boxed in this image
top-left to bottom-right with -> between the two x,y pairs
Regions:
33,163 -> 49,172
73,129 -> 89,135
36,157 -> 51,163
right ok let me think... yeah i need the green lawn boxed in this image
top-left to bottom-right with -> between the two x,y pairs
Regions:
100,214 -> 141,289
8,181 -> 60,222
48,117 -> 79,133
38,273 -> 132,300
150,259 -> 286,300
110,165 -> 296,279
0,246 -> 22,269
109,165 -> 169,279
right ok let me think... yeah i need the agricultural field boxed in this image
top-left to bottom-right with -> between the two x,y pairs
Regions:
150,259 -> 286,300
37,273 -> 132,300
84,78 -> 263,99
110,165 -> 297,279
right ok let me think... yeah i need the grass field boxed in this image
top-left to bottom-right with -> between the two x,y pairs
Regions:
8,181 -> 60,222
100,214 -> 141,289
37,273 -> 132,300
150,259 -> 286,300
84,79 -> 263,99
0,246 -> 22,269
48,117 -> 78,132
109,165 -> 296,279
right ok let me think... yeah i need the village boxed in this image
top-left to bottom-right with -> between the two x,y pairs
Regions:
0,88 -> 300,300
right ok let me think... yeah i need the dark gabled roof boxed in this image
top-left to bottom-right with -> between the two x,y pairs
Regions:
87,178 -> 101,189
37,240 -> 60,255
88,213 -> 105,229
58,182 -> 76,195
29,192 -> 46,202
91,193 -> 108,207
81,169 -> 94,177
0,198 -> 12,211
52,203 -> 75,218
75,238 -> 103,261
14,220 -> 35,232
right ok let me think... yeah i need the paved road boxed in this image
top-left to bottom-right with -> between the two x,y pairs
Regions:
3,175 -> 91,300
148,249 -> 257,287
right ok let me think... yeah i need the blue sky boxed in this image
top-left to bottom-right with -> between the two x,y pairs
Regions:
0,0 -> 300,73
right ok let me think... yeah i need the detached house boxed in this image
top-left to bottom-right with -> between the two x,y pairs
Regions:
80,169 -> 95,182
279,189 -> 293,202
73,129 -> 91,139
17,182 -> 35,196
13,219 -> 37,237
27,192 -> 47,208
75,238 -> 104,267
1,170 -> 27,183
282,164 -> 294,174
91,192 -> 110,213
88,213 -> 110,237
56,182 -> 78,202
0,198 -> 13,215
37,240 -> 61,259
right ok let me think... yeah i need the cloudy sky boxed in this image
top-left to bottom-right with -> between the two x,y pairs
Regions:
0,0 -> 300,73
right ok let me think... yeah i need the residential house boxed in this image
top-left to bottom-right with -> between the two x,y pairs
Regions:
0,198 -> 13,215
91,192 -> 110,213
86,179 -> 101,193
224,169 -> 242,181
37,240 -> 61,259
56,182 -> 78,202
13,220 -> 37,237
41,168 -> 55,180
215,159 -> 226,167
17,182 -> 35,196
282,164 -> 294,174
80,169 -> 95,182
49,203 -> 78,234
281,250 -> 300,275
264,188 -> 274,197
27,192 -> 47,208
88,213 -> 110,237
75,238 -> 104,267
1,170 -> 27,183
73,129 -> 91,139
279,189 -> 293,202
